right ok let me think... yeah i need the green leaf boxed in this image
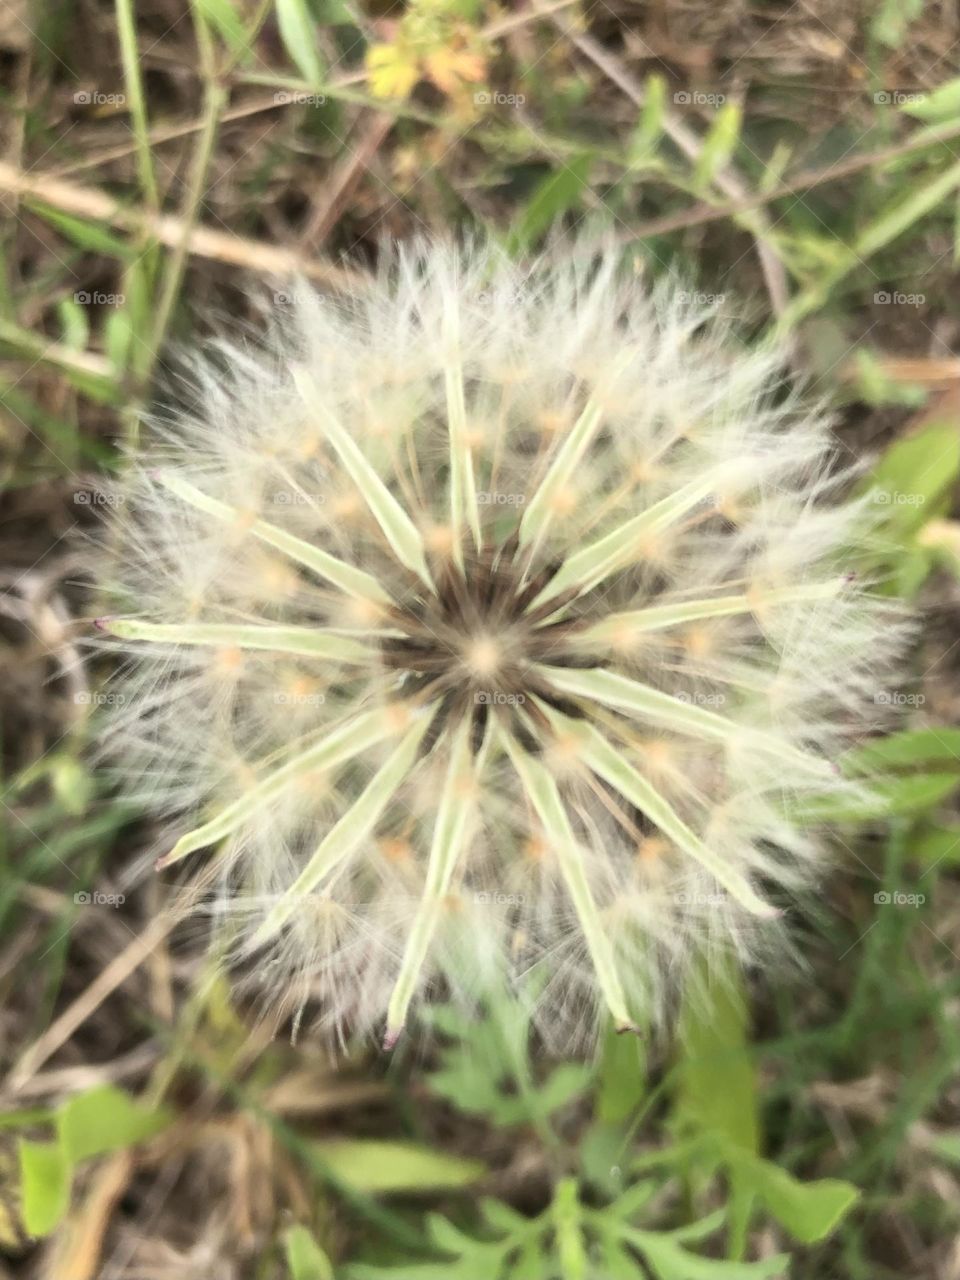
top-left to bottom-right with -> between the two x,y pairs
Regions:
734,1157 -> 859,1244
624,1225 -> 789,1280
196,0 -> 250,54
30,204 -> 132,257
692,101 -> 742,191
630,74 -> 666,160
859,422 -> 960,539
284,1224 -> 335,1280
57,298 -> 90,351
59,1085 -> 170,1163
275,0 -> 325,86
843,728 -> 960,773
805,772 -> 960,821
310,1140 -> 484,1194
19,1140 -> 70,1237
910,824 -> 960,866
674,961 -> 758,1156
507,156 -> 591,254
903,78 -> 960,123
596,1020 -> 646,1125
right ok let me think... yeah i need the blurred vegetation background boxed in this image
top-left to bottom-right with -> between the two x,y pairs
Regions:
4,0 -> 960,1276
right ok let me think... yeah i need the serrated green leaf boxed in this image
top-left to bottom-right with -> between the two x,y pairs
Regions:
731,1156 -> 859,1245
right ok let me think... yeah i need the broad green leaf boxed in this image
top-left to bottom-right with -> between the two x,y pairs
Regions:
910,824 -> 960,866
595,1020 -> 646,1125
674,961 -> 758,1157
859,421 -> 960,539
284,1224 -> 335,1280
59,1085 -> 170,1163
727,1153 -> 859,1245
276,0 -> 325,86
311,1139 -> 484,1194
624,1225 -> 789,1280
507,156 -> 591,254
903,78 -> 960,123
18,1140 -> 70,1237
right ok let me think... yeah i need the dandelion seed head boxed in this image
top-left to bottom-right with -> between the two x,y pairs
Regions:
94,238 -> 905,1049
